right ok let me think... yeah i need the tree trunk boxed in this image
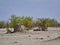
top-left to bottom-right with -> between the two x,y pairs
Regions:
41,26 -> 47,31
13,24 -> 21,32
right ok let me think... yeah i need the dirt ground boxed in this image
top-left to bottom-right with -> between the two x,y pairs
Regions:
0,29 -> 60,45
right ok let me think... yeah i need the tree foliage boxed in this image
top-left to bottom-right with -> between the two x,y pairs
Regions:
9,15 -> 20,27
36,18 -> 58,31
0,21 -> 7,28
36,18 -> 58,27
23,16 -> 33,28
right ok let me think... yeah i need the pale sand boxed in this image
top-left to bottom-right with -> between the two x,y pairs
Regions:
0,30 -> 60,45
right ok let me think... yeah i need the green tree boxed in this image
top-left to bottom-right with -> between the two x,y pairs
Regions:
0,21 -> 7,28
22,16 -> 33,29
9,15 -> 21,32
9,15 -> 33,32
36,18 -> 58,31
57,23 -> 60,27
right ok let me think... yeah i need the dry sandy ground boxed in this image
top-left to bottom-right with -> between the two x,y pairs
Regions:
0,30 -> 60,45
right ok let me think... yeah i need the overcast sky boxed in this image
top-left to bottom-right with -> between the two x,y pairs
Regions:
0,0 -> 60,22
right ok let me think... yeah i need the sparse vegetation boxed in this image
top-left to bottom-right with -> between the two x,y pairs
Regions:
36,18 -> 58,31
0,21 -> 7,28
0,14 -> 60,33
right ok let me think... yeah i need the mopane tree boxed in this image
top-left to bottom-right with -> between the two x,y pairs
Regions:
9,15 -> 21,32
23,16 -> 33,29
57,23 -> 60,27
0,21 -> 7,28
36,18 -> 47,31
36,18 -> 58,31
